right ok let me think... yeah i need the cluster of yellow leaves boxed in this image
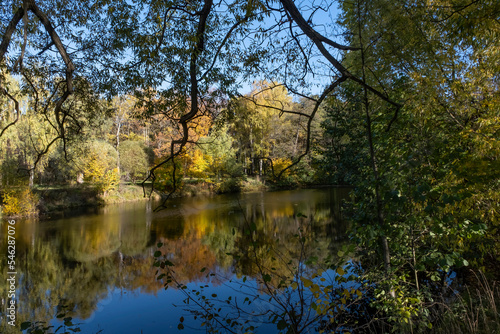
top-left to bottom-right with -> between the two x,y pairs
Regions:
100,168 -> 120,195
273,157 -> 293,178
1,187 -> 39,216
186,148 -> 212,179
83,153 -> 119,195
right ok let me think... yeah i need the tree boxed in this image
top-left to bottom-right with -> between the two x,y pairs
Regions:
1,0 -> 401,191
227,81 -> 293,177
315,0 -> 500,329
79,140 -> 119,196
199,124 -> 241,180
112,95 -> 136,174
1,0 -> 499,331
118,140 -> 149,183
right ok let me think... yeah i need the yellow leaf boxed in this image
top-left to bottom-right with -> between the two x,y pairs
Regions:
300,277 -> 313,288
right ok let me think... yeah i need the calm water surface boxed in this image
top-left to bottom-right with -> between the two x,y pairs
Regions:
0,188 -> 349,333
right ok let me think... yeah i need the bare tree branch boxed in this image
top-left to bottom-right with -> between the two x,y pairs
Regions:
0,88 -> 20,137
199,12 -> 252,82
276,75 -> 348,179
279,0 -> 403,111
144,0 -> 214,205
13,2 -> 29,72
279,0 -> 359,52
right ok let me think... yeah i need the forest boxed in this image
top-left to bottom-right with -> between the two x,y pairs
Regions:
0,77 -> 325,212
1,0 -> 499,333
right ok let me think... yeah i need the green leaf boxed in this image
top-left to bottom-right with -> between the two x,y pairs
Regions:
153,251 -> 162,257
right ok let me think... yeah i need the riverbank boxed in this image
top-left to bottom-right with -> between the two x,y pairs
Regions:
0,184 -> 156,218
35,184 -> 160,213
1,176 -> 342,218
0,175 -> 356,219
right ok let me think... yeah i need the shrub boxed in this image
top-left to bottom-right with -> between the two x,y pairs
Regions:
1,187 -> 39,216
214,178 -> 241,193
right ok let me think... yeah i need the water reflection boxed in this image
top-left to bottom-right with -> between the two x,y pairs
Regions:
0,188 -> 349,333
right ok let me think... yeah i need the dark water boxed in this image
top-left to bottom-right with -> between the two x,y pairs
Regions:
0,188 -> 350,333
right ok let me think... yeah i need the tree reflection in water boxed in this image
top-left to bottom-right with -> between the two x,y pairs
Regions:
0,188 -> 350,333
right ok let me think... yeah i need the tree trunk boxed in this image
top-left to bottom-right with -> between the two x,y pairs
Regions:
116,113 -> 122,175
293,116 -> 301,156
357,0 -> 394,298
28,165 -> 34,188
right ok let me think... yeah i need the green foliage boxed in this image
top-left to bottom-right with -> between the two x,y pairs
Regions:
199,124 -> 242,180
119,140 -> 149,182
1,0 -> 499,330
318,96 -> 368,185
226,81 -> 311,179
315,0 -> 500,330
212,178 -> 241,194
154,160 -> 184,193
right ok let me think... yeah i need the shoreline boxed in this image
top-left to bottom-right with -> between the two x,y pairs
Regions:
1,179 -> 351,219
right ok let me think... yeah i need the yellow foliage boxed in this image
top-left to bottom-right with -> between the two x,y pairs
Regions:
84,153 -> 108,183
84,153 -> 119,195
273,157 -> 293,177
2,187 -> 39,216
187,148 -> 212,179
99,168 -> 120,195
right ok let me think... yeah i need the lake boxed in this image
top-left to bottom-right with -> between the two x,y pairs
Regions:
0,188 -> 350,333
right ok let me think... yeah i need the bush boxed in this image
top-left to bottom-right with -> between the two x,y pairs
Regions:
99,168 -> 120,196
1,187 -> 39,217
83,151 -> 120,196
214,178 -> 241,193
240,177 -> 266,192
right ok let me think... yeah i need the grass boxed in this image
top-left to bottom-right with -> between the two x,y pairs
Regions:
105,183 -> 159,203
434,271 -> 500,334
